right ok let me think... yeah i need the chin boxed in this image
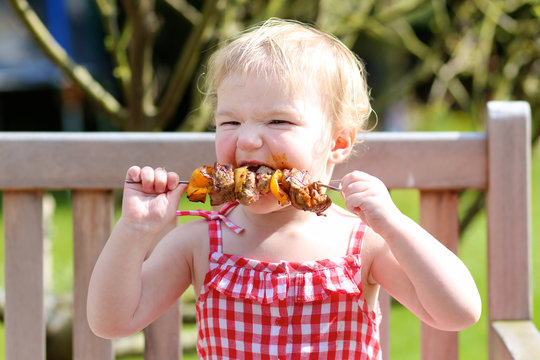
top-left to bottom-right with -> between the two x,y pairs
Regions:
244,193 -> 289,214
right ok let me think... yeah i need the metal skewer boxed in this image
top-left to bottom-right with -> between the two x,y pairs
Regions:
316,182 -> 342,192
125,179 -> 342,191
125,179 -> 190,185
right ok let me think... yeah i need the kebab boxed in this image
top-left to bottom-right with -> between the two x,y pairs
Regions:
185,163 -> 332,215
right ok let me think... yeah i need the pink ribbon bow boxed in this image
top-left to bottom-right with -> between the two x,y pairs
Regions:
176,201 -> 244,234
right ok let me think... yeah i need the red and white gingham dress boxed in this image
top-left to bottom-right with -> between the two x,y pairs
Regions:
177,202 -> 382,360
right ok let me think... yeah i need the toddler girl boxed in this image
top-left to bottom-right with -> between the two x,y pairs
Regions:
88,18 -> 481,359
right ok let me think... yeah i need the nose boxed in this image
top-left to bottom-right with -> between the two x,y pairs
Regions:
236,124 -> 263,151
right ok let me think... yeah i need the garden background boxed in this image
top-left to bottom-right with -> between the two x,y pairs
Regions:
0,0 -> 538,359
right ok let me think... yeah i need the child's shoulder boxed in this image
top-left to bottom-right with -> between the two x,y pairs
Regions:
159,217 -> 210,260
173,217 -> 210,243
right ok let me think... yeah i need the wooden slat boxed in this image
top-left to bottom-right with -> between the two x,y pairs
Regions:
0,132 -> 487,190
486,101 -> 532,322
487,102 -> 532,360
335,132 -> 487,189
419,190 -> 460,360
141,216 -> 182,359
144,302 -> 182,360
0,132 -> 216,190
491,320 -> 540,360
3,191 -> 45,360
72,190 -> 114,360
378,289 -> 391,360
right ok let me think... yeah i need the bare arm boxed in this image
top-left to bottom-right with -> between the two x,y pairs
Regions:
87,166 -> 191,338
341,171 -> 481,331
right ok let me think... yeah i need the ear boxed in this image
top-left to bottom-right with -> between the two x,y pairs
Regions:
329,129 -> 355,164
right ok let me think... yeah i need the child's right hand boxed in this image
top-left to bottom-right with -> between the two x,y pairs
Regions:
121,166 -> 186,233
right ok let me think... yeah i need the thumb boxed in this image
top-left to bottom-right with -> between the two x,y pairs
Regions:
167,184 -> 186,212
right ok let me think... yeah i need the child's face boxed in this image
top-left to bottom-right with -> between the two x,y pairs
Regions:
214,71 -> 335,181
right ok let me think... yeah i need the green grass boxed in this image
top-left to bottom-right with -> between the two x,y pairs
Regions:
0,146 -> 538,359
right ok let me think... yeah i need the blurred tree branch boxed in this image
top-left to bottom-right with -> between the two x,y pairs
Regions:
7,0 -> 127,127
156,0 -> 219,129
7,0 -> 222,131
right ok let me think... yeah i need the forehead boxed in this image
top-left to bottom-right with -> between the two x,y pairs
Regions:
216,71 -> 323,114
215,72 -> 333,141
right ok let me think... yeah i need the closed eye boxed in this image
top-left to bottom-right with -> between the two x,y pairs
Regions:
218,120 -> 241,126
269,119 -> 291,125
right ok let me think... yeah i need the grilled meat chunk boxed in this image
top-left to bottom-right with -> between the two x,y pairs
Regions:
210,163 -> 235,206
283,169 -> 332,215
255,165 -> 274,195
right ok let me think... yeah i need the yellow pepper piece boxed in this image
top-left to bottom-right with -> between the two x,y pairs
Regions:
270,169 -> 289,206
186,166 -> 213,203
234,166 -> 249,194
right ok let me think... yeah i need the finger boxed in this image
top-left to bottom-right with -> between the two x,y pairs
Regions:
140,166 -> 155,193
342,171 -> 386,196
167,182 -> 185,212
344,194 -> 366,219
167,171 -> 180,191
341,170 -> 370,188
341,171 -> 361,190
154,167 -> 168,193
126,166 -> 141,182
341,178 -> 370,196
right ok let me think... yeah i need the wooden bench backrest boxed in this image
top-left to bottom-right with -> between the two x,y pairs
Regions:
0,101 -> 538,359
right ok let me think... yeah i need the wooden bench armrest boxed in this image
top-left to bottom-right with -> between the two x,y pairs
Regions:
491,320 -> 540,359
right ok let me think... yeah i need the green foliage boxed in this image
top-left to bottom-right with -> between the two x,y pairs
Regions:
319,1 -> 539,133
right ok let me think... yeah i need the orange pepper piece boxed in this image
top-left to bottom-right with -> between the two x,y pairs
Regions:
270,169 -> 289,206
186,165 -> 213,203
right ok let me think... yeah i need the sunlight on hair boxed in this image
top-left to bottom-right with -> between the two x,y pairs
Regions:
202,18 -> 372,139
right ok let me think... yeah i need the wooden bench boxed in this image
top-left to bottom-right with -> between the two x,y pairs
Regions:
1,100 -> 539,359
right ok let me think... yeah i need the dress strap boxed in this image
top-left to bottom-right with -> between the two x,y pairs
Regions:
347,222 -> 367,255
176,201 -> 243,253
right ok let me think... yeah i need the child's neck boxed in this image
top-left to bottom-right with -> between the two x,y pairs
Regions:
223,203 -> 354,263
241,202 -> 318,228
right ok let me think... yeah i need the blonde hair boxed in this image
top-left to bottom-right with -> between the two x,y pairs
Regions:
203,18 -> 372,137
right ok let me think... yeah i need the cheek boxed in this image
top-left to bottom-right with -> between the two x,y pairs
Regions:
269,137 -> 324,170
215,135 -> 236,164
265,135 -> 300,166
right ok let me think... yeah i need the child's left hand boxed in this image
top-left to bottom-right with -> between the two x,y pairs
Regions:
341,171 -> 402,237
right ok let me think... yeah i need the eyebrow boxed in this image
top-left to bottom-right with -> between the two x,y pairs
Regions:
215,106 -> 301,120
214,110 -> 235,119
